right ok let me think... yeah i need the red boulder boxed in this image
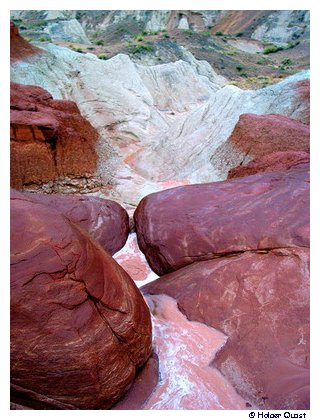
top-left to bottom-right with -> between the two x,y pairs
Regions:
135,165 -> 309,275
142,248 -> 310,409
11,189 -> 129,255
10,194 -> 152,409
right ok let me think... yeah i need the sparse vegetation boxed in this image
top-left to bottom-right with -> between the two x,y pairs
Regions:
95,40 -> 104,46
263,44 -> 284,54
281,57 -> 294,66
202,31 -> 211,37
98,53 -> 108,60
128,43 -> 154,54
75,47 -> 84,53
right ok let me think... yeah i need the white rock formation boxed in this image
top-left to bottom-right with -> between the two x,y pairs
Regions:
44,19 -> 91,44
10,42 -> 309,206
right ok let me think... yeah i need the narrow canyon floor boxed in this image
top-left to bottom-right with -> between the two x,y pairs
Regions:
114,233 -> 250,410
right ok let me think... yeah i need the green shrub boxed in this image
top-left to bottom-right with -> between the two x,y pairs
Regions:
98,53 -> 108,60
128,43 -> 154,54
75,47 -> 83,53
39,37 -> 46,42
256,59 -> 266,65
203,31 -> 211,37
236,64 -> 244,72
163,33 -> 170,39
236,32 -> 244,37
281,57 -> 294,66
95,40 -> 104,46
263,44 -> 284,54
215,31 -> 224,36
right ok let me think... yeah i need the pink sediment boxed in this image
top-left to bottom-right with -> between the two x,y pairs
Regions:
114,234 -> 248,409
160,179 -> 191,189
143,294 -> 248,410
114,233 -> 158,285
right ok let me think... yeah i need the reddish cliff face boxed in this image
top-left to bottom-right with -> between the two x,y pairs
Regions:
10,193 -> 152,409
10,82 -> 99,189
10,21 -> 41,63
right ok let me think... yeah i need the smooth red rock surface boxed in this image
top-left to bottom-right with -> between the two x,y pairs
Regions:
228,151 -> 310,179
11,189 -> 129,255
112,352 -> 159,410
142,248 -> 310,409
11,194 -> 152,409
10,22 -> 41,64
135,165 -> 309,275
10,82 -> 98,189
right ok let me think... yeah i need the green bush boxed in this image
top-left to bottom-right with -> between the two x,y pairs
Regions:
163,33 -> 170,39
281,57 -> 294,66
128,43 -> 154,54
95,40 -> 104,46
263,44 -> 284,54
98,53 -> 108,60
236,32 -> 244,37
75,47 -> 83,53
236,64 -> 244,72
215,31 -> 224,36
203,31 -> 211,37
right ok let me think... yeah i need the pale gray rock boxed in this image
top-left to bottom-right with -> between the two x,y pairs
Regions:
251,10 -> 309,46
44,19 -> 91,44
10,42 -> 309,205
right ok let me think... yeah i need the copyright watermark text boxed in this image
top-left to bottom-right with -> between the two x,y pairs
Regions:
248,412 -> 307,419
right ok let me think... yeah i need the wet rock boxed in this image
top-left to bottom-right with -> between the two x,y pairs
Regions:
10,194 -> 152,409
228,151 -> 310,179
142,248 -> 310,410
10,82 -> 98,190
135,165 -> 309,275
11,189 -> 129,255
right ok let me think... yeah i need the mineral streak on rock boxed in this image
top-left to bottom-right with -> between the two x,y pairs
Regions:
135,164 -> 309,275
11,189 -> 129,255
10,194 -> 152,409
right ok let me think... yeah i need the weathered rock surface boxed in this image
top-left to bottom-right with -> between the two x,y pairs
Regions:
228,151 -> 310,179
10,194 -> 152,409
213,113 -> 310,178
44,19 -> 91,44
142,248 -> 310,410
134,165 -> 309,275
10,82 -> 99,190
11,189 -> 129,255
10,37 -> 310,204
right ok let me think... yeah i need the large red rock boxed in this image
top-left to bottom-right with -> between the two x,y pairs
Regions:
135,165 -> 309,275
10,21 -> 41,64
11,189 -> 129,255
213,113 -> 310,175
228,151 -> 310,179
10,194 -> 152,409
142,247 -> 310,409
10,82 -> 98,189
